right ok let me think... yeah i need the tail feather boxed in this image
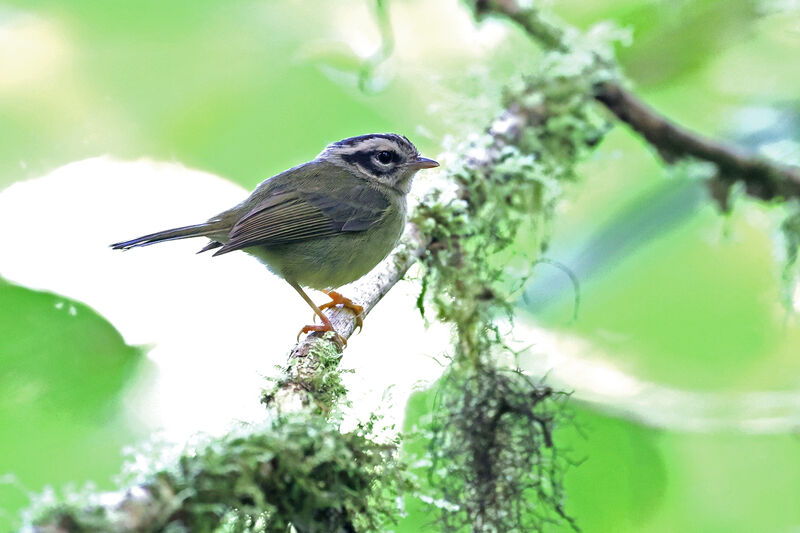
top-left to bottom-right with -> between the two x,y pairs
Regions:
197,240 -> 223,254
111,223 -> 219,250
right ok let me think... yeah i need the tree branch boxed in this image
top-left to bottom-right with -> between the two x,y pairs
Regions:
474,0 -> 800,202
268,222 -> 430,412
594,81 -> 800,200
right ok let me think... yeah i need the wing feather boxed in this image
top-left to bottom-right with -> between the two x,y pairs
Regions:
212,180 -> 390,256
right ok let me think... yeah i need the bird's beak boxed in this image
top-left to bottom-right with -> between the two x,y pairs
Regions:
407,156 -> 439,170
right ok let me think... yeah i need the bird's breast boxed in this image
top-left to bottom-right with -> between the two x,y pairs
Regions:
245,198 -> 406,290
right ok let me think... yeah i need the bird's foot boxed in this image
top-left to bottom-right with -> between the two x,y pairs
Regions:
317,290 -> 364,333
296,320 -> 347,346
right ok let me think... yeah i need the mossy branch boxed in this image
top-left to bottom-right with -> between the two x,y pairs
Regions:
263,222 -> 430,414
25,416 -> 410,533
23,226 -> 430,533
471,0 -> 800,202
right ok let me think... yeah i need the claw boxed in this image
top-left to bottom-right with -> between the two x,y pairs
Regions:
318,290 -> 364,333
288,282 -> 356,346
296,322 -> 347,346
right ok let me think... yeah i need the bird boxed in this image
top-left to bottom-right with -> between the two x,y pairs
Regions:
111,133 -> 439,344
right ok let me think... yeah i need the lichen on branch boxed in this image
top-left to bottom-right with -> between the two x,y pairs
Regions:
409,39 -> 613,531
25,415 -> 410,533
262,335 -> 350,415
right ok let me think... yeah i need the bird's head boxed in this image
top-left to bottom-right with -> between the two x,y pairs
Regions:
319,133 -> 438,194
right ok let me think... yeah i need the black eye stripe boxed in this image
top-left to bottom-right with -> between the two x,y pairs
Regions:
341,151 -> 392,176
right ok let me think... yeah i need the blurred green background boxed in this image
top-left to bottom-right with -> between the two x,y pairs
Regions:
2,0 -> 800,531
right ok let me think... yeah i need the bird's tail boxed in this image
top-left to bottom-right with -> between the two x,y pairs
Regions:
111,222 -> 221,250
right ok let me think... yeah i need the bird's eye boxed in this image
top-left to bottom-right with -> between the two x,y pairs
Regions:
375,151 -> 393,165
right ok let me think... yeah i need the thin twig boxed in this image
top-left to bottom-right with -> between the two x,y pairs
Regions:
594,81 -> 800,200
475,0 -> 800,202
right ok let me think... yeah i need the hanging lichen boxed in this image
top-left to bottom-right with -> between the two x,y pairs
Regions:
409,37 -> 615,531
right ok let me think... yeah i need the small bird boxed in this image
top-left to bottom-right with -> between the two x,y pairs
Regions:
111,133 -> 438,343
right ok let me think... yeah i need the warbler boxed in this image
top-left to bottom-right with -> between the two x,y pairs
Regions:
111,133 -> 438,343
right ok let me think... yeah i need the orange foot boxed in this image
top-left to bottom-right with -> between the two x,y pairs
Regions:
316,290 -> 364,333
296,315 -> 347,346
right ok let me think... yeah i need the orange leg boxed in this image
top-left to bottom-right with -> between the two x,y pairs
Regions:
317,290 -> 364,333
289,281 -> 347,346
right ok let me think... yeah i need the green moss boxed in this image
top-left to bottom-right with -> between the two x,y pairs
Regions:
412,46 -> 610,353
409,42 -> 612,531
261,336 -> 350,414
27,415 -> 411,533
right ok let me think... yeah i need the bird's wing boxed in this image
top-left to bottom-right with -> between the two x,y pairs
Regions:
212,182 -> 389,256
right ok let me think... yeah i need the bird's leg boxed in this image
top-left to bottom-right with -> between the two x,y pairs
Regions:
289,281 -> 347,346
318,289 -> 364,333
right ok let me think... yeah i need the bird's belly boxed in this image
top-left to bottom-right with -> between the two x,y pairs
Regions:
245,215 -> 403,290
